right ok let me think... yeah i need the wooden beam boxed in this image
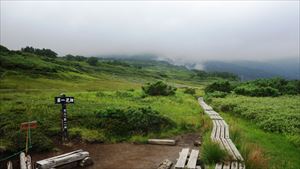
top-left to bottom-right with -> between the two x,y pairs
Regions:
148,139 -> 176,146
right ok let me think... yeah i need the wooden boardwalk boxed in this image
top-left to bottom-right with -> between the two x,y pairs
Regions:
198,98 -> 245,169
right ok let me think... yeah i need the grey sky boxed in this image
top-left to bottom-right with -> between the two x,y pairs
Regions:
0,1 -> 299,62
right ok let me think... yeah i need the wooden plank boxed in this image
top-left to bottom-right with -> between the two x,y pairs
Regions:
7,161 -> 13,169
231,161 -> 238,169
222,163 -> 230,169
211,120 -> 217,141
215,120 -> 221,139
35,150 -> 90,168
226,139 -> 244,161
215,163 -> 223,169
186,149 -> 199,169
238,162 -> 246,169
219,121 -> 225,139
221,138 -> 237,160
148,139 -> 176,146
175,148 -> 189,169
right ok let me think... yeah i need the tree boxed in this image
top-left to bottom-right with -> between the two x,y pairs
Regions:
87,57 -> 98,66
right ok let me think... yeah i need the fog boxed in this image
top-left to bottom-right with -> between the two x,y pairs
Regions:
0,1 -> 299,63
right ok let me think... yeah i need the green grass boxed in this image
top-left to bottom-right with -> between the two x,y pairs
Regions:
210,95 -> 300,136
0,88 -> 201,155
222,113 -> 300,169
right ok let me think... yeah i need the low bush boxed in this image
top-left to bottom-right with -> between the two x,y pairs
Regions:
184,88 -> 196,95
205,80 -> 233,93
96,107 -> 175,136
234,85 -> 280,97
142,81 -> 177,96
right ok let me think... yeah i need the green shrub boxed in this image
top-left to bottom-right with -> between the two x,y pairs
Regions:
184,88 -> 196,95
96,107 -> 175,136
142,81 -> 177,96
205,81 -> 233,93
234,85 -> 280,97
86,57 -> 98,66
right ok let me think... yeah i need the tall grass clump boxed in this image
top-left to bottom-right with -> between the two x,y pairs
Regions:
241,143 -> 269,169
201,136 -> 228,164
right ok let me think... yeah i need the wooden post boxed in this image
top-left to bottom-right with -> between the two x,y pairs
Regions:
55,94 -> 74,143
7,161 -> 13,169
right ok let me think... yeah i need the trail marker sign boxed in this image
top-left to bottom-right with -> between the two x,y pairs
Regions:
55,94 -> 74,142
20,121 -> 37,130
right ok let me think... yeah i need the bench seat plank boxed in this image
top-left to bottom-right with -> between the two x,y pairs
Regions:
174,148 -> 189,169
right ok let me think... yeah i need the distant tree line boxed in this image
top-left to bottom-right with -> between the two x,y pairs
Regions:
21,46 -> 57,58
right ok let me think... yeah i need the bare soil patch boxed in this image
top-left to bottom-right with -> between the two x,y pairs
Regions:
30,133 -> 200,169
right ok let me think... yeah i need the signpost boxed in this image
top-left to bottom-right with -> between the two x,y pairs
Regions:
20,121 -> 37,169
55,93 -> 74,142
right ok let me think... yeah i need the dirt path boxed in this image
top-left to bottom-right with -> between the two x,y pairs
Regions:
31,133 -> 199,169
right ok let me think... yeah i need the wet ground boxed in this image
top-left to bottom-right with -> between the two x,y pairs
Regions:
31,133 -> 200,169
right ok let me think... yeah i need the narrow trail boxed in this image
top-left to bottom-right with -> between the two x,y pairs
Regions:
198,97 -> 245,169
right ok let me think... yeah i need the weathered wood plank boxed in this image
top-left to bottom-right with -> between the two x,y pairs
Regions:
222,163 -> 230,169
174,148 -> 189,169
186,149 -> 199,169
211,120 -> 217,141
215,163 -> 223,169
148,139 -> 176,146
35,149 -> 90,169
220,138 -> 237,160
238,162 -> 246,169
226,139 -> 244,161
230,161 -> 238,169
215,120 -> 221,139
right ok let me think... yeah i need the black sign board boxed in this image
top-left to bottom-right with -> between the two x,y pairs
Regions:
55,94 -> 74,142
55,97 -> 74,104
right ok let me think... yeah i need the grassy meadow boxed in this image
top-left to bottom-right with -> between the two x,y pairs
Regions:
207,95 -> 300,169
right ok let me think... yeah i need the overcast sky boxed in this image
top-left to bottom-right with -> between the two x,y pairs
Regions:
0,1 -> 299,62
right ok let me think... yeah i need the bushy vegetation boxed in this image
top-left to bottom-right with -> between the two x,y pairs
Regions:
0,88 -> 201,158
96,107 -> 175,136
210,95 -> 300,142
86,57 -> 98,66
21,46 -> 57,58
222,113 -> 300,169
205,80 -> 233,93
142,81 -> 177,96
205,78 -> 300,97
183,87 -> 196,95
